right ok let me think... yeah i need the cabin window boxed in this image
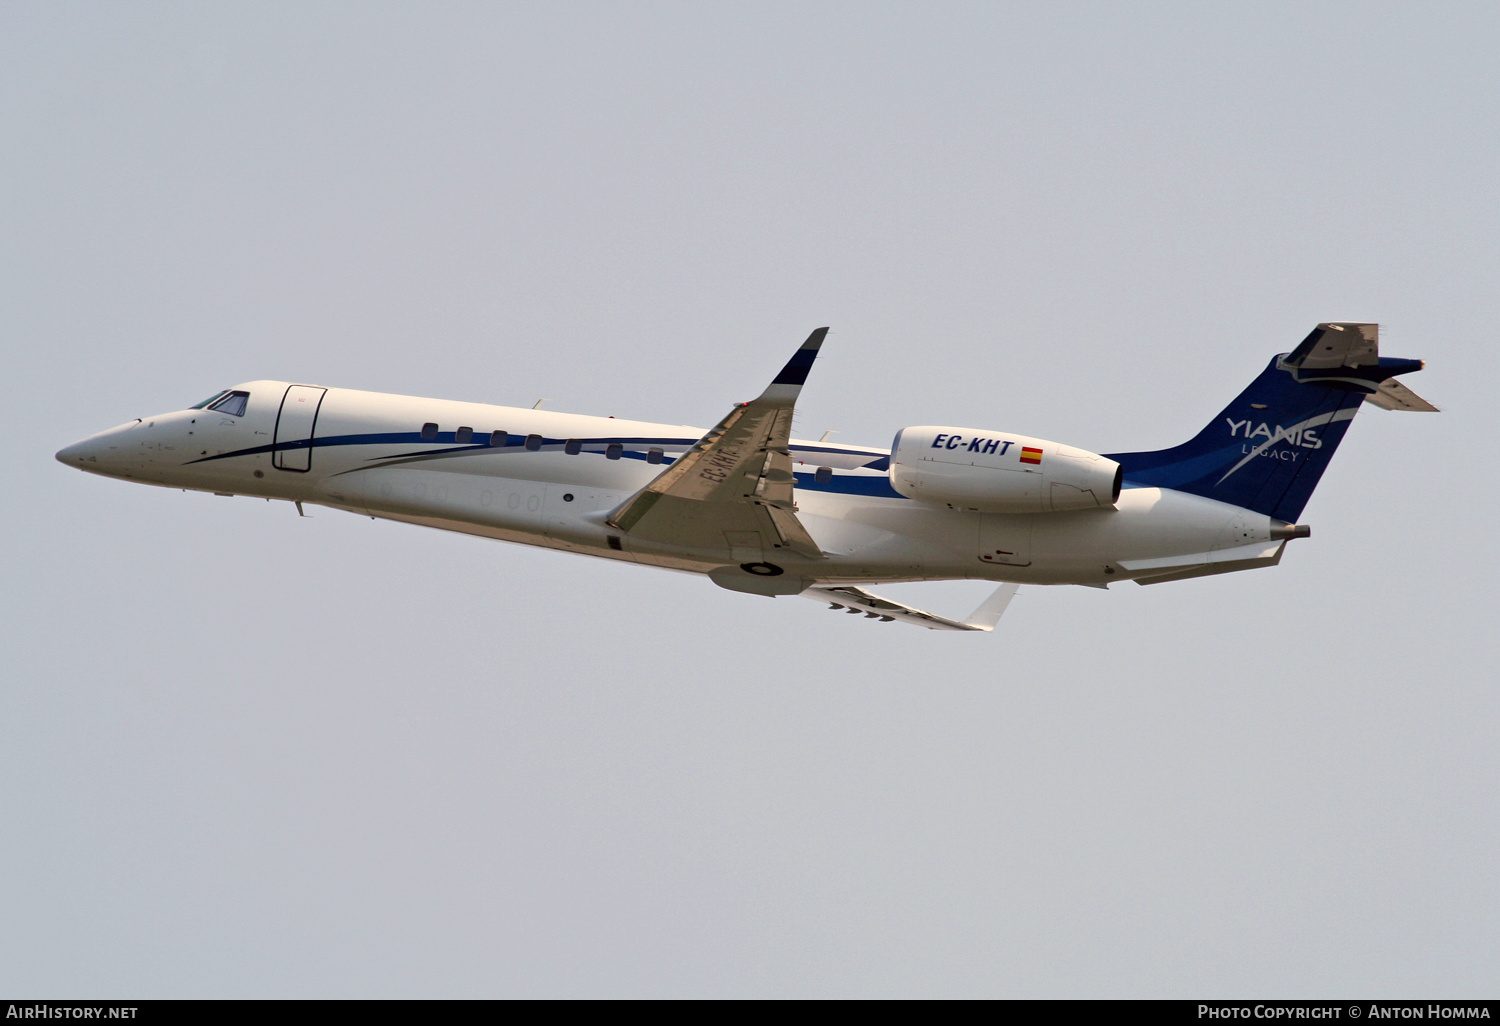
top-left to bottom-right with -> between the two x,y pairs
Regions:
455,426 -> 473,444
490,430 -> 508,447
605,443 -> 623,460
421,422 -> 439,441
525,433 -> 543,451
814,466 -> 833,484
564,439 -> 582,455
647,447 -> 664,464
207,391 -> 250,417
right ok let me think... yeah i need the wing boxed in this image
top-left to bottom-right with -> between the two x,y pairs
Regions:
804,583 -> 1020,632
606,329 -> 829,560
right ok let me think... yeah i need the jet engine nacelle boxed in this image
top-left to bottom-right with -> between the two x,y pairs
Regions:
889,426 -> 1122,513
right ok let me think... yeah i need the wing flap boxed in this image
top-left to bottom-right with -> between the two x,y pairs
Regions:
764,502 -> 822,559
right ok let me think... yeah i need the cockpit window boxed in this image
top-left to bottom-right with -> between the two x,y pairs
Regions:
191,390 -> 230,410
207,391 -> 250,417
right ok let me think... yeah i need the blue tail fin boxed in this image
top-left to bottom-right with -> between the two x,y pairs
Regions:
1105,323 -> 1426,522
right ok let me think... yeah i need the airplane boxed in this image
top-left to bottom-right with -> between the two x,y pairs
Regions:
55,322 -> 1436,630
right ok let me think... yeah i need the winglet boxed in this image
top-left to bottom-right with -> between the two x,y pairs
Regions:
755,327 -> 829,404
964,583 -> 1019,631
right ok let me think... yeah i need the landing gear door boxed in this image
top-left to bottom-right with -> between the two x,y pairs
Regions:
273,385 -> 327,472
979,512 -> 1032,567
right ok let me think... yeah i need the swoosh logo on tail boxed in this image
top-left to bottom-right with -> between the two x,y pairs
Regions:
1215,407 -> 1358,485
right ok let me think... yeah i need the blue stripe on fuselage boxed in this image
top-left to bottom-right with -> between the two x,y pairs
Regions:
186,431 -> 905,498
187,430 -> 429,463
791,471 -> 904,498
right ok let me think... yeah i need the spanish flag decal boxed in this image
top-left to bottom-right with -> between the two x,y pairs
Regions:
1019,446 -> 1043,465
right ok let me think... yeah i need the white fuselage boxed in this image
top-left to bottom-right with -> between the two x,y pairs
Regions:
56,380 -> 1287,588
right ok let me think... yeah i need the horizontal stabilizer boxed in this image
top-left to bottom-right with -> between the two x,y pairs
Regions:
1365,378 -> 1440,412
1284,321 -> 1380,369
804,582 -> 1019,631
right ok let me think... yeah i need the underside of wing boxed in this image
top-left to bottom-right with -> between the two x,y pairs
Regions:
606,329 -> 829,560
804,583 -> 1020,631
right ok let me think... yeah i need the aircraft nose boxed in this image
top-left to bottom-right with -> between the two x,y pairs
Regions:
56,437 -> 100,465
56,421 -> 140,472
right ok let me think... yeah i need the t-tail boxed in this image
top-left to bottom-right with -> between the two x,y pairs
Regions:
1105,322 -> 1437,523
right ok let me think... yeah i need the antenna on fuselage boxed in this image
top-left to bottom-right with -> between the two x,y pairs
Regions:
532,398 -> 549,409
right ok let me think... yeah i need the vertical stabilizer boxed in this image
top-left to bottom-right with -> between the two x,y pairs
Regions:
1105,323 -> 1430,522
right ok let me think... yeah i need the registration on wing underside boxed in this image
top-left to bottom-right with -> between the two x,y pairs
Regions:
606,329 -> 827,560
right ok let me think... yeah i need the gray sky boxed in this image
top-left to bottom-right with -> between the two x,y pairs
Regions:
3,1 -> 1497,998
